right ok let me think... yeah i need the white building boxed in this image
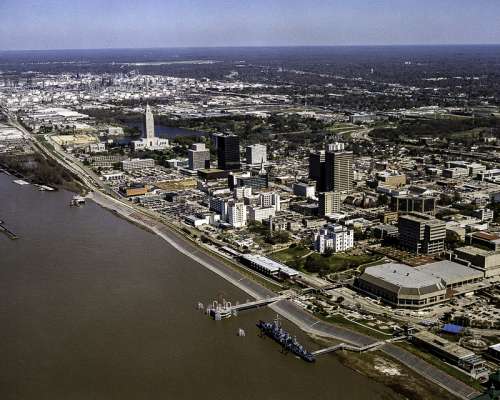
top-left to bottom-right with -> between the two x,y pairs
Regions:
248,206 -> 275,223
132,104 -> 170,151
259,192 -> 280,211
234,186 -> 252,200
314,224 -> 354,254
227,201 -> 247,228
122,158 -> 155,171
107,126 -> 124,136
101,170 -> 124,182
246,144 -> 267,165
88,142 -> 106,153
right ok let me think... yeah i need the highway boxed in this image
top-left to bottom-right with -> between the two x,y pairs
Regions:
2,111 -> 481,400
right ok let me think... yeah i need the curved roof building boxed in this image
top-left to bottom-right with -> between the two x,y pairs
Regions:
356,263 -> 447,308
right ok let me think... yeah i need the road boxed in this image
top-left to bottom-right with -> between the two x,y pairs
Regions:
3,111 -> 481,400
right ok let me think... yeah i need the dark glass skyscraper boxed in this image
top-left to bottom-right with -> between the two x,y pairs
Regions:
309,143 -> 353,193
216,134 -> 241,171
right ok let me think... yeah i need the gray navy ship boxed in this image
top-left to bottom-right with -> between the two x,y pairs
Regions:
257,316 -> 315,363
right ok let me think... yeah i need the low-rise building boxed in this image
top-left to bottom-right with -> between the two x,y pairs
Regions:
240,254 -> 299,278
472,208 -> 494,222
122,158 -> 155,171
412,331 -> 487,380
376,171 -> 406,187
454,246 -> 500,277
248,206 -> 275,223
355,263 -> 447,308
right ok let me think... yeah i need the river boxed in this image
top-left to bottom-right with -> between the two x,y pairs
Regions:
0,172 -> 397,400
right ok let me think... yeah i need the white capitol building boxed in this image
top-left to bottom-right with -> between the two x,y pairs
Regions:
132,104 -> 170,151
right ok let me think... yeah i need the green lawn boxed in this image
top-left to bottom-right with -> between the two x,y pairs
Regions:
272,245 -> 381,274
272,245 -> 311,264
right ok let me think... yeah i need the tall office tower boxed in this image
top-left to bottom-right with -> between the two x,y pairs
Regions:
325,144 -> 353,193
318,191 -> 341,217
143,103 -> 155,140
309,150 -> 326,192
246,144 -> 267,165
188,143 -> 210,170
216,134 -> 241,171
398,212 -> 445,255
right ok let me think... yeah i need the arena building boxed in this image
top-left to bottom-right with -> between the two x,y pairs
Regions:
355,261 -> 483,308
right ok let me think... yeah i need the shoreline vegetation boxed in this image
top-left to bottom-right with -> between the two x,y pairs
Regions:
0,152 -> 82,192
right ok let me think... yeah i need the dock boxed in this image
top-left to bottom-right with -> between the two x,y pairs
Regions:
205,293 -> 293,320
0,221 -> 19,240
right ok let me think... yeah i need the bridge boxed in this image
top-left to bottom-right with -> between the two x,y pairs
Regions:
312,337 -> 405,356
230,293 -> 292,312
206,292 -> 293,320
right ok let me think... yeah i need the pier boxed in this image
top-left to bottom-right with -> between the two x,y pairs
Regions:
204,293 -> 293,320
312,337 -> 405,356
231,293 -> 291,312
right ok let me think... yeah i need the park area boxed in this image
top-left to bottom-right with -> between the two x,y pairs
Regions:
271,244 -> 382,275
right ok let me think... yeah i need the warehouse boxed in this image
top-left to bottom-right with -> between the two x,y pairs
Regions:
240,254 -> 299,279
355,263 -> 447,308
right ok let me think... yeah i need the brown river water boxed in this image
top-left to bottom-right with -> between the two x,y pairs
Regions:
0,173 -> 397,400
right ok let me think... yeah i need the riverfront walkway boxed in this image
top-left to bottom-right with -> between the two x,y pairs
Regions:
90,190 -> 480,400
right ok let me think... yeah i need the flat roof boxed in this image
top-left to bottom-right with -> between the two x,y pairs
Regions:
489,343 -> 500,351
413,331 -> 474,360
472,231 -> 500,241
455,245 -> 495,256
416,260 -> 483,285
242,254 -> 299,277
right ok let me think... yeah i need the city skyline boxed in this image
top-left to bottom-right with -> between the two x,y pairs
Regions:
1,0 -> 499,50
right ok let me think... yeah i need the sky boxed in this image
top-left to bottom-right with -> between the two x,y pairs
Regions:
0,0 -> 499,50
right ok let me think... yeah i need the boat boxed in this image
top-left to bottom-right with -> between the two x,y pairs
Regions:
70,195 -> 86,207
257,316 -> 315,363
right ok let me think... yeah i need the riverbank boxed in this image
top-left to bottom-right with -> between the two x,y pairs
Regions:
88,189 -> 480,400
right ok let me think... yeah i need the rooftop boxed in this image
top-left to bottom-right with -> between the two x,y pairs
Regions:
416,260 -> 483,285
242,254 -> 299,277
360,263 -> 446,295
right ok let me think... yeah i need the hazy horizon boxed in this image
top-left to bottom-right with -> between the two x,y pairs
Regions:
1,0 -> 499,51
2,43 -> 500,53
